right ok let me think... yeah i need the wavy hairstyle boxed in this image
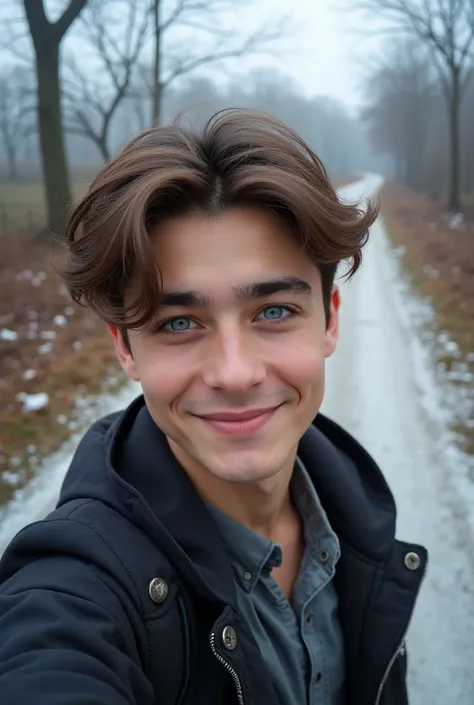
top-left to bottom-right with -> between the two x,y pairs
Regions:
60,109 -> 378,331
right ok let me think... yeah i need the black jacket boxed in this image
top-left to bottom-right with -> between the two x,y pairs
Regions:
0,395 -> 427,705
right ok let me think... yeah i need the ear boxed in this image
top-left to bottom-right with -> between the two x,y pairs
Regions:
324,285 -> 340,359
108,326 -> 140,381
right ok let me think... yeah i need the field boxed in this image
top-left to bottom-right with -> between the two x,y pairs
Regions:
0,182 -> 90,237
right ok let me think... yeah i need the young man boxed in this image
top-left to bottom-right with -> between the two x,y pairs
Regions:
0,110 -> 426,705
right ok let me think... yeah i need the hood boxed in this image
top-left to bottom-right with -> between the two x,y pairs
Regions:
58,395 -> 397,591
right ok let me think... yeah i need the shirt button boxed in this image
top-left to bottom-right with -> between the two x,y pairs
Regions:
222,625 -> 237,651
314,672 -> 322,683
319,549 -> 330,563
243,571 -> 252,581
305,615 -> 312,625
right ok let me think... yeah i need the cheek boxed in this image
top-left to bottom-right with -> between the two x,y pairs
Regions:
274,338 -> 325,391
134,349 -> 192,407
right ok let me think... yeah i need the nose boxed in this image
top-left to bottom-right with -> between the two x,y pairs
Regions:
202,328 -> 266,393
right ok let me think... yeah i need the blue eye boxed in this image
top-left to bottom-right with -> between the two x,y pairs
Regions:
162,317 -> 198,333
257,306 -> 293,321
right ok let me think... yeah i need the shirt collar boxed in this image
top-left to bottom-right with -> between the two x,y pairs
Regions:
292,455 -> 341,572
204,496 -> 282,592
204,456 -> 339,592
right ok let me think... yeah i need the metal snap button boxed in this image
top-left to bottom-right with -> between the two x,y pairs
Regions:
404,552 -> 421,571
148,577 -> 169,603
222,625 -> 237,650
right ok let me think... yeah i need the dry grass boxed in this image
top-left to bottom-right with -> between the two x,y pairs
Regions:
0,239 -> 125,505
0,182 -> 90,237
380,181 -> 474,456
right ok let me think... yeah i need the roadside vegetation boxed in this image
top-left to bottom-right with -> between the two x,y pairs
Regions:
381,181 -> 474,456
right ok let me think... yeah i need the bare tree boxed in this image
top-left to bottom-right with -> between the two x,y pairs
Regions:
362,40 -> 438,191
461,68 -> 474,195
21,0 -> 88,235
146,0 -> 285,125
0,66 -> 36,181
354,0 -> 474,211
64,0 -> 285,158
63,0 -> 152,161
160,69 -> 370,175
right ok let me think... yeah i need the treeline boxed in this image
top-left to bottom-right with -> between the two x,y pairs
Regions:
113,70 -> 375,177
357,0 -> 474,212
0,0 -> 286,236
0,66 -> 378,184
0,0 -> 382,239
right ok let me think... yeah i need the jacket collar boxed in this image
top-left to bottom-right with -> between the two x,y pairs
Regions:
303,413 -> 396,562
108,397 -> 237,606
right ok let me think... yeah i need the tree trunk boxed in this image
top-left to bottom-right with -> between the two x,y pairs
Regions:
151,0 -> 162,125
23,0 -> 88,238
5,145 -> 18,182
447,68 -> 461,212
36,44 -> 72,237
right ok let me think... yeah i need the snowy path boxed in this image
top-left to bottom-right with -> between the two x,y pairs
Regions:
322,175 -> 474,705
1,175 -> 474,703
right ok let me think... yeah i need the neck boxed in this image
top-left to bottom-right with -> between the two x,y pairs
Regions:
168,442 -> 298,540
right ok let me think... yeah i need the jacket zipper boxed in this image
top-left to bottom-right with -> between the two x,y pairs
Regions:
209,631 -> 245,705
374,561 -> 428,705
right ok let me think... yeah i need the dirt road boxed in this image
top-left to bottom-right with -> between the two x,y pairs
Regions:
322,174 -> 474,705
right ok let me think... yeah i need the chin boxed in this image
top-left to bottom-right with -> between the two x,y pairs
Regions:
211,467 -> 281,484
206,451 -> 289,485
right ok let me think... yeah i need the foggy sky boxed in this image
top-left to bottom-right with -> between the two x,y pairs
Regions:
0,0 -> 382,115
205,0 -> 381,114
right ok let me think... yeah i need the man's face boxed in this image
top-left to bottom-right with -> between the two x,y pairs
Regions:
112,207 -> 340,485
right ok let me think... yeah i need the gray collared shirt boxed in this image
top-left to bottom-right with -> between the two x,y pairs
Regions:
205,457 -> 346,705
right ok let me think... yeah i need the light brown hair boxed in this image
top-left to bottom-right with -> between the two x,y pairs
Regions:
61,109 -> 378,332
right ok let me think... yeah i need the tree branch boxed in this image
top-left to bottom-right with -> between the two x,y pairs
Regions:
54,0 -> 89,40
163,22 -> 282,87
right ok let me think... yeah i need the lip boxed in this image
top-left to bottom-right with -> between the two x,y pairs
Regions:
195,406 -> 280,437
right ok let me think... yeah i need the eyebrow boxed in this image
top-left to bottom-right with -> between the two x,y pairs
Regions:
159,277 -> 312,309
234,277 -> 312,299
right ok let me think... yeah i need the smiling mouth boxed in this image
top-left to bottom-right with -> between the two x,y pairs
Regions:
195,406 -> 281,437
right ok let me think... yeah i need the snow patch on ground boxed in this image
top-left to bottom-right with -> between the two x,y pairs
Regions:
16,392 -> 49,412
0,381 -> 141,554
386,237 -> 474,539
0,329 -> 18,341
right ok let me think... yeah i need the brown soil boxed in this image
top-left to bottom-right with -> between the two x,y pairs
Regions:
0,239 -> 125,506
380,181 -> 474,455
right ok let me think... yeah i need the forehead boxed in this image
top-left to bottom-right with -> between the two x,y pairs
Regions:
151,207 -> 321,291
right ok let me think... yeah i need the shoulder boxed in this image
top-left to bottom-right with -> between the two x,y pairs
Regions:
0,498 -> 177,620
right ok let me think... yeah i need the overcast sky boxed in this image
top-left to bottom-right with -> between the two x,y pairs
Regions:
221,0 -> 382,115
5,0 -> 382,117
